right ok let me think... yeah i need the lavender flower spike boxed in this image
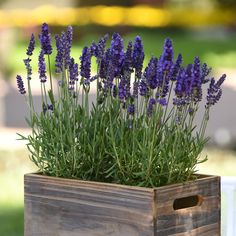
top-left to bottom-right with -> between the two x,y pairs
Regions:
80,46 -> 91,83
39,23 -> 52,55
127,104 -> 135,115
192,57 -> 203,102
169,53 -> 182,81
139,79 -> 149,97
66,26 -> 73,48
206,74 -> 226,107
69,58 -> 78,90
132,36 -> 144,80
26,34 -> 35,56
38,50 -> 47,83
147,98 -> 156,117
23,58 -> 32,79
91,34 -> 108,59
123,41 -> 133,74
64,26 -> 73,66
16,75 -> 26,94
216,74 -> 226,87
201,63 -> 212,84
55,34 -> 63,73
146,57 -> 158,90
111,33 -> 124,77
158,98 -> 167,106
160,38 -> 174,71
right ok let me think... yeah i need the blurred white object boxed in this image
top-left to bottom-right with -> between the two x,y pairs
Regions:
0,127 -> 30,149
214,128 -> 231,147
221,176 -> 236,236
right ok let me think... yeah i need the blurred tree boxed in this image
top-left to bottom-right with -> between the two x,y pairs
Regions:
0,0 -> 7,5
77,0 -> 166,7
216,0 -> 236,8
77,0 -> 133,6
134,0 -> 166,6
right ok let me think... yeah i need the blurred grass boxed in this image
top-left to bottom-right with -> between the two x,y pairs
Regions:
0,208 -> 23,236
0,149 -> 36,236
0,147 -> 236,235
8,29 -> 236,76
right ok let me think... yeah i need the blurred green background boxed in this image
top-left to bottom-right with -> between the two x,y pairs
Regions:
0,0 -> 236,235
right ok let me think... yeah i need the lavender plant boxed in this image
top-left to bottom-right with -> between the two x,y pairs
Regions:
17,23 -> 226,187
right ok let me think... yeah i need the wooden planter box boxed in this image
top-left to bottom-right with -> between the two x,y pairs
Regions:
24,173 -> 220,236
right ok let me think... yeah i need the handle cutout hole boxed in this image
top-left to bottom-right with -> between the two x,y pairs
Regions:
173,195 -> 203,210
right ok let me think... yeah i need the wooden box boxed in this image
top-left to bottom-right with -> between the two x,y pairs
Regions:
24,173 -> 220,236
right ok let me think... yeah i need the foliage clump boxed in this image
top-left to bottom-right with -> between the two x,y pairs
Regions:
17,23 -> 226,187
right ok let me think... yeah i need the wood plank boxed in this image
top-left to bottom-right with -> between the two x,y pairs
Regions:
25,173 -> 155,236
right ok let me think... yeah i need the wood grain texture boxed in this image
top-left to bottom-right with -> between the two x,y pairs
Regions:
154,175 -> 220,235
24,174 -> 220,236
25,173 -> 155,236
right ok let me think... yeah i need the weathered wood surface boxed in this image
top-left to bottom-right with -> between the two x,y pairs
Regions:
24,173 -> 155,236
24,174 -> 220,236
154,175 -> 220,235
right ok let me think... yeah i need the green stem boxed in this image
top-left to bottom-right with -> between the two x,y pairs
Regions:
47,55 -> 54,95
108,96 -> 124,177
163,81 -> 174,123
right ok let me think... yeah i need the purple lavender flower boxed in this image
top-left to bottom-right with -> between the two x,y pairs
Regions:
188,107 -> 194,115
90,42 -> 98,57
48,104 -> 53,111
192,57 -> 202,102
54,26 -> 73,73
206,79 -> 221,106
159,63 -> 170,98
16,75 -> 26,95
147,98 -> 156,116
216,74 -> 226,87
139,79 -> 149,96
168,54 -> 182,81
118,41 -> 133,99
66,26 -> 73,48
99,48 -> 111,79
201,63 -> 211,84
132,81 -> 139,98
139,64 -> 151,97
23,58 -> 32,79
127,104 -> 135,115
184,64 -> 194,97
118,75 -> 131,101
173,68 -> 187,106
173,64 -> 193,105
26,34 -> 35,56
69,58 -> 78,90
38,50 -> 47,83
206,74 -> 226,107
101,48 -> 115,93
160,38 -> 174,71
111,33 -> 124,77
64,26 -> 73,67
132,36 -> 144,80
157,98 -> 167,106
175,68 -> 185,97
145,57 -> 159,90
91,34 -> 108,60
43,103 -> 53,114
55,34 -> 63,73
123,41 -> 133,73
39,23 -> 52,55
80,46 -> 91,80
